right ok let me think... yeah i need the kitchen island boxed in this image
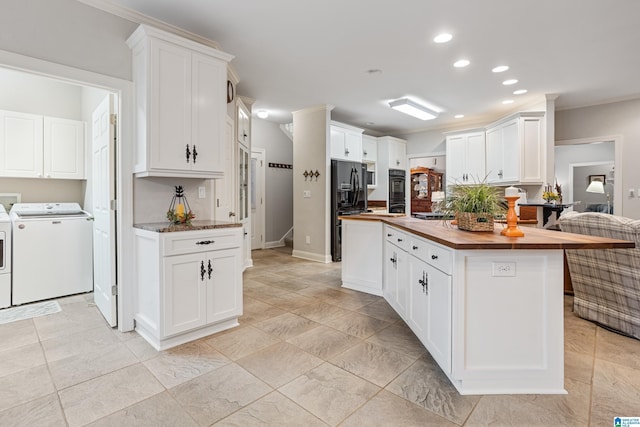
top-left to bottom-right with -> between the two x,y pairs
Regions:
340,215 -> 634,395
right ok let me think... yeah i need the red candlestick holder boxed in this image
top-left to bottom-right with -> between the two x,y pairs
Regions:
501,195 -> 524,237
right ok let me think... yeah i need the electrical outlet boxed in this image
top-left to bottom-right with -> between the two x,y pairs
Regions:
198,186 -> 206,198
305,235 -> 311,244
492,262 -> 516,277
629,189 -> 635,198
303,190 -> 311,198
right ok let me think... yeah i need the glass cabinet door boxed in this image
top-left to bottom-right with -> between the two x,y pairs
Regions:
238,144 -> 249,222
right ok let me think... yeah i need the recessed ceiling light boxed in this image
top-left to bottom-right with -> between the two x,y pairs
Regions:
454,59 -> 470,68
454,114 -> 464,119
502,99 -> 514,104
513,89 -> 528,95
434,33 -> 453,43
492,65 -> 509,73
257,110 -> 269,119
502,79 -> 518,85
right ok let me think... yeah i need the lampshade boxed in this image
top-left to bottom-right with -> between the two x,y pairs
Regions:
389,98 -> 439,120
586,180 -> 605,194
431,191 -> 445,202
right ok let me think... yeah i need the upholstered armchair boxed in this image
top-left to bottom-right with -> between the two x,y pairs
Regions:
559,211 -> 640,339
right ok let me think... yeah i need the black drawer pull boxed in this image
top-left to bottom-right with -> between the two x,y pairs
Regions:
387,233 -> 392,237
397,238 -> 403,242
431,254 -> 438,260
196,240 -> 215,245
412,245 -> 419,250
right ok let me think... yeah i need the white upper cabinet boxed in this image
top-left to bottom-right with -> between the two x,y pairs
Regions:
0,110 -> 84,179
330,121 -> 363,162
236,98 -> 251,147
485,112 -> 544,185
361,135 -> 377,163
445,130 -> 485,185
127,25 -> 233,178
379,136 -> 407,170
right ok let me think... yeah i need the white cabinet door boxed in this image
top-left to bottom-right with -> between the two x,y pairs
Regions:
389,140 -> 407,170
43,117 -> 85,179
445,131 -> 485,185
362,135 -> 377,162
237,98 -> 250,147
424,263 -> 452,374
207,248 -> 242,323
150,37 -> 192,172
330,124 -> 363,162
215,116 -> 236,221
383,239 -> 399,313
0,110 -> 43,178
520,116 -> 544,184
191,52 -> 226,174
486,119 -> 519,184
408,255 -> 428,338
163,251 -> 207,336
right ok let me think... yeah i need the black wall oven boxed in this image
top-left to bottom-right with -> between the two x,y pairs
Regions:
388,168 -> 406,213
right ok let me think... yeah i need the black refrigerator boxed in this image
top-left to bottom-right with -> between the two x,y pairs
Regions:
331,159 -> 368,262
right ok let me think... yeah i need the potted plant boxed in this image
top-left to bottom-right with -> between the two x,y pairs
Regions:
444,180 -> 506,231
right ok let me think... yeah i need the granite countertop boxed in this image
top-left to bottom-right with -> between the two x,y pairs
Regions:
134,220 -> 242,233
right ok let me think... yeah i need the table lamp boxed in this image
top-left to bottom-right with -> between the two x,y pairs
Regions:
586,180 -> 610,213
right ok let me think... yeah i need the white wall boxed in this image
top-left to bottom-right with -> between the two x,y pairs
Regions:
0,0 -> 136,81
251,118 -> 293,245
555,99 -> 640,219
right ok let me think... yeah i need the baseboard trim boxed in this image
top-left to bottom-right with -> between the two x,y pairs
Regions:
291,249 -> 332,263
265,241 -> 285,249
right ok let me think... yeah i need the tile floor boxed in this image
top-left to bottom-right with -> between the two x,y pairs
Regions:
1,246 -> 639,426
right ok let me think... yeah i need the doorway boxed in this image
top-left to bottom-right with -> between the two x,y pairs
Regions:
0,50 -> 134,331
407,152 -> 446,216
251,148 -> 265,250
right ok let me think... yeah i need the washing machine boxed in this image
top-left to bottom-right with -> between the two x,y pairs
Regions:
0,205 -> 11,308
10,203 -> 93,305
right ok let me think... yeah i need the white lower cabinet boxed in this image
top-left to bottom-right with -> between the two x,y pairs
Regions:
383,226 -> 409,320
134,226 -> 243,350
341,220 -> 383,295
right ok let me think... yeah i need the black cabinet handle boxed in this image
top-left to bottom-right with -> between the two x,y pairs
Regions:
192,145 -> 198,163
412,245 -> 419,250
387,233 -> 392,237
186,144 -> 191,163
207,259 -> 213,280
431,254 -> 438,260
200,260 -> 206,281
196,240 -> 215,245
397,238 -> 403,242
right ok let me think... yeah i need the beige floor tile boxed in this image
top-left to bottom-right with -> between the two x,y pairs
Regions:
465,394 -> 582,426
590,359 -> 640,427
279,362 -> 380,425
243,285 -> 289,302
237,342 -> 323,388
287,325 -> 361,360
0,319 -> 39,352
253,312 -> 320,340
143,340 -> 230,389
214,391 -> 327,426
0,364 -> 55,412
33,301 -> 108,341
518,377 -> 591,425
260,292 -> 316,311
365,323 -> 426,358
330,341 -> 416,387
595,327 -> 640,370
124,334 -> 160,362
170,363 -> 272,425
564,314 -> 597,354
356,299 -> 403,323
204,325 -> 281,360
49,341 -> 139,390
58,363 -> 164,426
267,277 -> 316,292
0,393 -> 66,427
564,349 -> 594,385
386,355 -> 479,425
321,290 -> 381,311
291,301 -> 351,324
88,391 -> 198,427
40,323 -> 120,362
238,298 -> 286,325
325,311 -> 392,339
341,389 -> 457,427
0,341 -> 46,378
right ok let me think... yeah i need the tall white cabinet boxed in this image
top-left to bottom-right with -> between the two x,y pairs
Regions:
127,25 -> 233,178
444,130 -> 485,185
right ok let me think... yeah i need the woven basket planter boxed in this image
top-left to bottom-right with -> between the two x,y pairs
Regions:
456,212 -> 494,231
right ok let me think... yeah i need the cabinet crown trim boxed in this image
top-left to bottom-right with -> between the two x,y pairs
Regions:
330,120 -> 364,133
127,24 -> 234,63
486,111 -> 545,129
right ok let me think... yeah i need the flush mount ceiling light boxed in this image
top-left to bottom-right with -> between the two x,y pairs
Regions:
434,33 -> 453,43
389,98 -> 439,120
502,99 -> 514,104
513,89 -> 528,95
257,110 -> 269,119
502,79 -> 518,85
492,65 -> 509,73
454,114 -> 465,119
453,59 -> 470,68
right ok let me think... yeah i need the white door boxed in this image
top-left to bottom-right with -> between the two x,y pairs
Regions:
92,94 -> 117,327
251,149 -> 265,250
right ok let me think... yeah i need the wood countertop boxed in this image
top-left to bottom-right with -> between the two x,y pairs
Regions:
341,215 -> 635,250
